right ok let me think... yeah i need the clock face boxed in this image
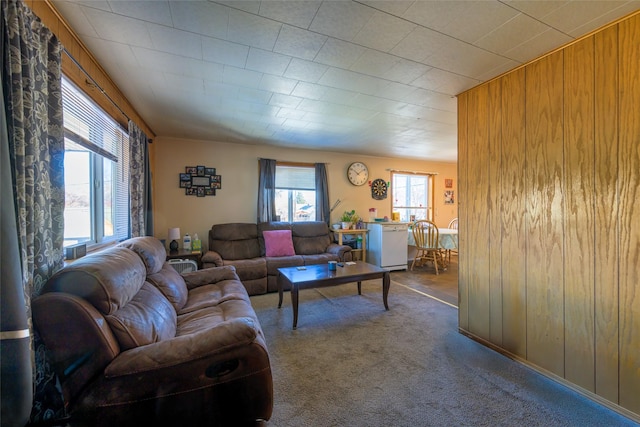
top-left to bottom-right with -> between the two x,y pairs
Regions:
347,162 -> 369,186
371,179 -> 388,200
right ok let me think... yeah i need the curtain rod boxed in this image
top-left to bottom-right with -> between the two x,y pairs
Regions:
386,169 -> 439,175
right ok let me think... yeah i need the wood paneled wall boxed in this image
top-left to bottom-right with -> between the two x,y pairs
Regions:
458,12 -> 639,419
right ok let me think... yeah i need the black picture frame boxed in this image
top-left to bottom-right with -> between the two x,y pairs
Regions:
179,165 -> 221,197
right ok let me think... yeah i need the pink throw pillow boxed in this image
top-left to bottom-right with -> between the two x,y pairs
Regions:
264,230 -> 296,257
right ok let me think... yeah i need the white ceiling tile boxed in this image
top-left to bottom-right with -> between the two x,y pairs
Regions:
391,26 -> 453,63
319,87 -> 359,105
379,58 -> 430,84
411,68 -> 480,95
269,94 -> 303,109
426,40 -> 513,80
146,24 -> 202,59
169,1 -> 229,39
107,1 -> 173,26
314,38 -> 365,68
259,74 -> 298,95
542,1 -> 637,35
349,49 -> 399,77
359,0 -> 415,17
283,58 -> 329,83
309,1 -> 375,40
246,48 -> 291,75
202,37 -> 248,68
352,10 -> 416,52
216,1 -> 261,14
568,2 -> 640,37
276,107 -> 306,120
82,7 -> 154,48
51,2 -> 100,38
258,1 -> 322,28
222,66 -> 263,89
319,68 -> 390,96
227,8 -> 282,50
291,82 -> 329,100
503,1 -> 570,19
504,28 -> 573,63
273,25 -> 327,61
475,13 -> 550,57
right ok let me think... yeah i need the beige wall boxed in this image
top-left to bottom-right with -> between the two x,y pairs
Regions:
457,12 -> 639,420
153,137 -> 457,250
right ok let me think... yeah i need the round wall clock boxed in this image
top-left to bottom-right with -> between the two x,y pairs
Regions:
347,162 -> 369,186
371,179 -> 388,200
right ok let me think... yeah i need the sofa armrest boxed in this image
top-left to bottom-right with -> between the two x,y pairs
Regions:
201,250 -> 223,267
105,317 -> 261,377
326,243 -> 352,262
181,265 -> 239,290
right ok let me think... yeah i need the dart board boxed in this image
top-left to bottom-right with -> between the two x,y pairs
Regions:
371,179 -> 388,200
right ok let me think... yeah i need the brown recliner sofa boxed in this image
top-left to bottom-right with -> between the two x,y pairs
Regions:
202,221 -> 352,295
32,236 -> 272,427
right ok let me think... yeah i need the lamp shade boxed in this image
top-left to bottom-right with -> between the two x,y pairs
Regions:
168,228 -> 181,241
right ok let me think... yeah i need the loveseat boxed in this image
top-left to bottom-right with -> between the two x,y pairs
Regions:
32,236 -> 272,426
202,221 -> 352,295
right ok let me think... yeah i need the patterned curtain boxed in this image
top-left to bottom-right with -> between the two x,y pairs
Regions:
2,0 -> 65,423
315,163 -> 330,224
128,120 -> 153,237
257,158 -> 277,222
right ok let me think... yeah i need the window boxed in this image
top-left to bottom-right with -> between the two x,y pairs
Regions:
62,77 -> 130,248
274,164 -> 315,222
391,172 -> 434,222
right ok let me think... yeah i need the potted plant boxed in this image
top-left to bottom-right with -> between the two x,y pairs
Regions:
340,210 -> 359,230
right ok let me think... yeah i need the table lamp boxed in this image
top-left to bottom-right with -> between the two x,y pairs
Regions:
168,227 -> 181,252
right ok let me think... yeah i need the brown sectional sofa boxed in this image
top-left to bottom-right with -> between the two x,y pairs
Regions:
32,236 -> 272,426
202,221 -> 352,295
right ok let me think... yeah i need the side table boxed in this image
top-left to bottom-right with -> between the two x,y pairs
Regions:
166,249 -> 202,268
333,229 -> 368,262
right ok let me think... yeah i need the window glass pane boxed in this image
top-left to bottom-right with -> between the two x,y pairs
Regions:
64,141 -> 92,246
392,173 -> 431,222
274,165 -> 316,222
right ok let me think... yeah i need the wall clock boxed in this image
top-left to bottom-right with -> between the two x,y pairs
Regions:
371,178 -> 388,200
347,162 -> 369,186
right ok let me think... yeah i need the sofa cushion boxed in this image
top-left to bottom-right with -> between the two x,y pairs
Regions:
291,221 -> 332,255
43,247 -> 147,315
210,223 -> 260,260
146,263 -> 189,311
265,256 -> 304,275
106,282 -> 177,350
118,236 -> 167,275
263,229 -> 296,257
179,280 -> 250,315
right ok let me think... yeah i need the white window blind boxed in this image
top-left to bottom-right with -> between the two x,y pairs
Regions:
275,166 -> 315,190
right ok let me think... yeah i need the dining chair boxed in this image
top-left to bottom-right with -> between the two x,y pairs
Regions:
411,220 -> 445,274
448,218 -> 458,229
445,217 -> 459,263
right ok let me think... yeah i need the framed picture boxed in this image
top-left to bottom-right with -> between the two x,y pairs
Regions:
191,176 -> 210,187
205,167 -> 216,176
186,166 -> 197,174
205,188 -> 216,196
445,179 -> 453,188
185,187 -> 196,196
179,173 -> 191,188
196,165 -> 205,176
444,190 -> 455,204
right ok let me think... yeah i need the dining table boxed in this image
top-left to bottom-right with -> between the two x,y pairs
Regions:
407,227 -> 458,250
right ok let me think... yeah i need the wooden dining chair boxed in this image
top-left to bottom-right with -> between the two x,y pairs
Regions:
411,220 -> 445,274
445,217 -> 458,263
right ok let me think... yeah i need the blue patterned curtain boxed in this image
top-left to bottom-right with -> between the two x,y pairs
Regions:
315,163 -> 330,224
2,0 -> 65,423
257,158 -> 277,222
128,120 -> 153,237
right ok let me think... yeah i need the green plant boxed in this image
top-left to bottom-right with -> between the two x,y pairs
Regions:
340,210 -> 358,223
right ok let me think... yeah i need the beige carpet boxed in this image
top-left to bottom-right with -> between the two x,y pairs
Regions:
250,279 -> 637,427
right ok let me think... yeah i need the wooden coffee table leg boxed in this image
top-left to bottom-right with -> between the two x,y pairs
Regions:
291,284 -> 299,329
278,274 -> 284,308
357,281 -> 362,295
382,272 -> 390,310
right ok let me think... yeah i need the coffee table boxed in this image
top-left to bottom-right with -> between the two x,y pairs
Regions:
277,261 -> 391,329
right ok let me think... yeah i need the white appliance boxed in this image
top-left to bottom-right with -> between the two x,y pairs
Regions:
168,259 -> 198,274
366,222 -> 409,271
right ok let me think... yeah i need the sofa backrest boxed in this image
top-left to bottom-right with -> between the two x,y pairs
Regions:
209,223 -> 261,260
291,221 -> 332,255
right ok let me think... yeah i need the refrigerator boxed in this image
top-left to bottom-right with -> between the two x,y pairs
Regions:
366,222 -> 409,271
